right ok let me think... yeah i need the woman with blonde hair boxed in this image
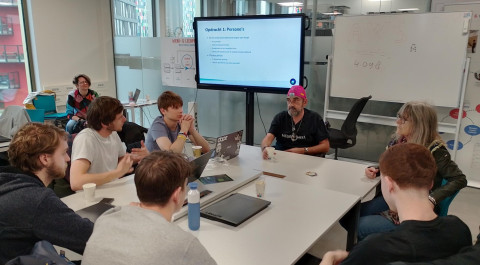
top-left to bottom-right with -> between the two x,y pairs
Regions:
358,101 -> 467,240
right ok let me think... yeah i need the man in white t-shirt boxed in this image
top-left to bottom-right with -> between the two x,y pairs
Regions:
70,96 -> 147,191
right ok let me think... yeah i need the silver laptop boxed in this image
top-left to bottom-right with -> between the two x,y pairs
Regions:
213,130 -> 243,160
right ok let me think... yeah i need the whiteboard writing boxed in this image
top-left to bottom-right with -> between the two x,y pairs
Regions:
353,60 -> 382,70
330,12 -> 470,107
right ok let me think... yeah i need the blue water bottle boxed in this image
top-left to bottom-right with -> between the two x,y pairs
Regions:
188,182 -> 200,231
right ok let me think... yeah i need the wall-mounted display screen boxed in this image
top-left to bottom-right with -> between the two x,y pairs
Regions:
194,14 -> 305,94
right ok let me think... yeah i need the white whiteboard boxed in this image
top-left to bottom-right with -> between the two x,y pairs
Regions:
330,12 -> 470,107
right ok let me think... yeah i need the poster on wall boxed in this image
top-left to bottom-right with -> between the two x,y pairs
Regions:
161,38 -> 197,88
443,3 -> 480,188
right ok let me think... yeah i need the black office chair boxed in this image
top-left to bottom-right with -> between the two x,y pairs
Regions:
118,121 -> 148,152
328,95 -> 372,160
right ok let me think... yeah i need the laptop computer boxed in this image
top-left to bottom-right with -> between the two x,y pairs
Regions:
122,88 -> 141,105
213,130 -> 243,160
132,88 -> 141,103
200,193 -> 271,227
189,149 -> 215,183
182,149 -> 215,207
75,200 -> 115,222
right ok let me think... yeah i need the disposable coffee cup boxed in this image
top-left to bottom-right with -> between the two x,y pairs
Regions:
255,178 -> 266,197
83,183 -> 96,202
265,147 -> 275,160
192,146 -> 202,158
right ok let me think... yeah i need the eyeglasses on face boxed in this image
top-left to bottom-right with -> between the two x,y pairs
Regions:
287,97 -> 302,104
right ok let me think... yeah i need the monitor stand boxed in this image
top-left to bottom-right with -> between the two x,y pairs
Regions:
245,91 -> 254,145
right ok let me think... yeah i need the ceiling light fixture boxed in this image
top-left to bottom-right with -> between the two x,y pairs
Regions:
397,8 -> 420,11
322,12 -> 343,15
277,2 -> 304,7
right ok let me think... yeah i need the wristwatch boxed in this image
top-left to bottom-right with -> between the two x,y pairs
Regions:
179,131 -> 188,136
304,147 -> 309,154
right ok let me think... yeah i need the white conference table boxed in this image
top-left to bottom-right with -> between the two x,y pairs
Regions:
231,144 -> 379,199
227,144 -> 379,249
176,176 -> 359,265
62,144 -> 378,262
62,163 -> 261,220
0,141 -> 8,152
122,100 -> 157,127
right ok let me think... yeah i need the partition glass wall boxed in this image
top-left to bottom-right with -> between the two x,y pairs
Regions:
113,0 -> 432,161
307,0 -> 432,161
112,0 -> 162,126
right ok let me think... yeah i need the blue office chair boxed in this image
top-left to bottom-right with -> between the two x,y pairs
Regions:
25,109 -> 45,123
438,179 -> 459,216
32,94 -> 67,120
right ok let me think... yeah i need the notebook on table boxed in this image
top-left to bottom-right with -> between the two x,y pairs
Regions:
200,193 -> 271,227
76,200 -> 115,222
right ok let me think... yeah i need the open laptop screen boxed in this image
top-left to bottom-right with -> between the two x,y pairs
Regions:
132,88 -> 141,103
188,149 -> 214,183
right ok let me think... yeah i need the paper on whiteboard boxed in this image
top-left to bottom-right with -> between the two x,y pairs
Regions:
161,38 -> 197,88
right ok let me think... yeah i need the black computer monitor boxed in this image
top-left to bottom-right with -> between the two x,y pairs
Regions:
194,14 -> 305,94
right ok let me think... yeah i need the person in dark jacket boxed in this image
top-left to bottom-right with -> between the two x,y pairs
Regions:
359,101 -> 467,240
388,231 -> 480,265
0,123 -> 93,264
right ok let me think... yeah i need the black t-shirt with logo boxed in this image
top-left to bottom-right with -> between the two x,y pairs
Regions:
268,108 -> 329,151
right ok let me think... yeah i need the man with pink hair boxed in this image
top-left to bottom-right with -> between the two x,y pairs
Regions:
261,85 -> 329,159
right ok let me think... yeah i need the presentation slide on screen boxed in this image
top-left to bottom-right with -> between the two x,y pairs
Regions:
196,18 -> 302,88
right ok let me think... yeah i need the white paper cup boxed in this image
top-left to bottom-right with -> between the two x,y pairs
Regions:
83,183 -> 96,202
265,147 -> 275,160
255,178 -> 266,197
192,146 -> 202,158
